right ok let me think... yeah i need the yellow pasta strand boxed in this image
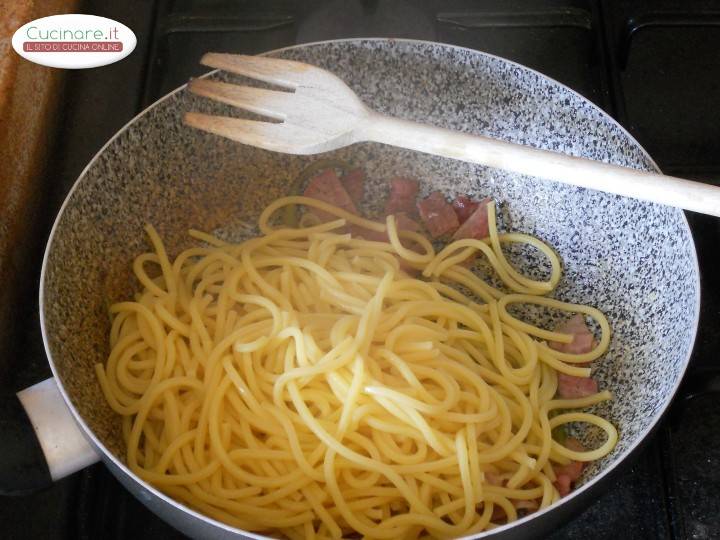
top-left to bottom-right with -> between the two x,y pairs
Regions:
97,196 -> 617,539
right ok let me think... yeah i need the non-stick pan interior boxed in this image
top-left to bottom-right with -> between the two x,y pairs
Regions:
42,39 -> 698,489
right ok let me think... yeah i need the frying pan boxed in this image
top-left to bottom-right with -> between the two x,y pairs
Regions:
0,39 -> 699,539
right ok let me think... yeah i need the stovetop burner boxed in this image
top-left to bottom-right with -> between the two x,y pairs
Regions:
2,0 -> 719,538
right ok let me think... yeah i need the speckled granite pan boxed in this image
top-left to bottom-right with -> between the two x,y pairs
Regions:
40,39 -> 700,539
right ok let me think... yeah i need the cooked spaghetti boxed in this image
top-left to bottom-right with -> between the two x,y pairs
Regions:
96,195 -> 617,539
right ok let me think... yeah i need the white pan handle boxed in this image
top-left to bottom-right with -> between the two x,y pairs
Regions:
16,378 -> 100,482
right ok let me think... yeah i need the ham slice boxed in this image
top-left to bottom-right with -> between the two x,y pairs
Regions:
343,168 -> 364,203
557,373 -> 598,399
417,192 -> 459,238
394,212 -> 421,233
553,438 -> 588,496
452,195 -> 480,224
452,198 -> 492,241
549,314 -> 599,399
548,314 -> 595,354
554,474 -> 572,497
565,436 -> 588,453
385,177 -> 419,216
303,169 -> 358,221
554,459 -> 584,483
554,438 -> 587,481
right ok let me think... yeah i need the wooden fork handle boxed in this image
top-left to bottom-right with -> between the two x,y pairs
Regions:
361,114 -> 720,217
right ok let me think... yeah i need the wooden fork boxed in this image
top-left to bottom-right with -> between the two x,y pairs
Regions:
185,53 -> 720,217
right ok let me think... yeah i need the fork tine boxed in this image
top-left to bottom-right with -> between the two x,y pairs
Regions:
200,53 -> 307,90
188,79 -> 289,120
184,112 -> 325,154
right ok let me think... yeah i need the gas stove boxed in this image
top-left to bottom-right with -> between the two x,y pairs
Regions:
2,1 -> 719,538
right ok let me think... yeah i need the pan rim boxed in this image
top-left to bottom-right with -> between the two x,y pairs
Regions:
38,37 -> 701,539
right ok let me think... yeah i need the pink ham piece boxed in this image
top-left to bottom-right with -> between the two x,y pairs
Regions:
548,313 -> 595,354
565,436 -> 588,454
553,438 -> 588,496
556,462 -> 584,483
417,192 -> 459,238
385,177 -> 419,216
394,212 -> 421,233
554,474 -> 572,497
556,373 -> 599,399
549,314 -> 599,399
343,168 -> 364,203
452,195 -> 480,224
452,197 -> 492,241
303,169 -> 358,221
